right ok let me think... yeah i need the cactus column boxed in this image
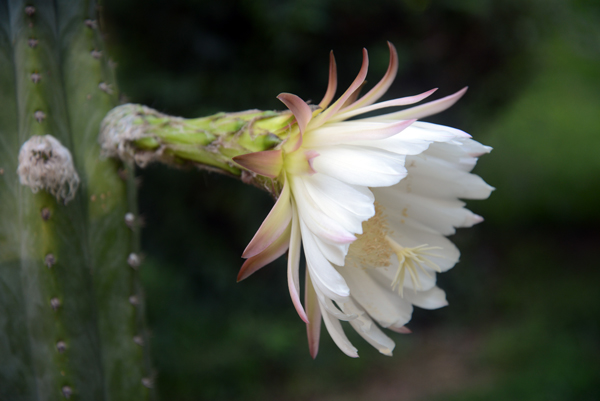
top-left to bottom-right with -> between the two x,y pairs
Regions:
0,1 -> 153,400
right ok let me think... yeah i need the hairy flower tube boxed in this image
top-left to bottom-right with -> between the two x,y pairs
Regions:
232,43 -> 493,358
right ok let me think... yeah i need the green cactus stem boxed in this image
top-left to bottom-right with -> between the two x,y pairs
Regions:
0,1 -> 153,400
99,104 -> 290,192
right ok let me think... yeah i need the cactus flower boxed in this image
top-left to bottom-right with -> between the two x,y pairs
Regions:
234,43 -> 493,358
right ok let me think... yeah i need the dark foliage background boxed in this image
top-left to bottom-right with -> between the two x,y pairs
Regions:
102,0 -> 600,399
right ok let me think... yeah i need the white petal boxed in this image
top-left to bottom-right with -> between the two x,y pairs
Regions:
342,300 -> 396,356
319,302 -> 358,358
404,286 -> 448,310
311,145 -> 407,187
349,124 -> 456,156
300,218 -> 351,300
340,264 -> 414,328
302,173 -> 375,235
291,177 -> 356,244
288,204 -> 308,322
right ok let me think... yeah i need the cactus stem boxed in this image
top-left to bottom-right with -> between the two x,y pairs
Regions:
127,253 -> 141,269
129,295 -> 139,306
45,253 -> 56,268
62,386 -> 73,399
56,341 -> 67,353
25,6 -> 35,16
50,297 -> 61,310
133,335 -> 144,346
30,72 -> 41,83
34,110 -> 46,122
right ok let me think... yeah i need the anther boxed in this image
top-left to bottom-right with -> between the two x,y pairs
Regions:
133,335 -> 144,346
25,6 -> 35,16
41,207 -> 51,221
50,297 -> 61,310
91,49 -> 102,59
84,19 -> 98,29
56,341 -> 67,353
62,386 -> 72,399
30,73 -> 41,83
129,295 -> 139,306
34,110 -> 46,123
141,378 -> 153,388
98,82 -> 113,94
127,253 -> 140,269
45,254 -> 56,268
28,38 -> 38,48
124,213 -> 135,228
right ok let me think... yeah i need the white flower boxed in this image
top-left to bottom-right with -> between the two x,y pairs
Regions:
234,43 -> 493,357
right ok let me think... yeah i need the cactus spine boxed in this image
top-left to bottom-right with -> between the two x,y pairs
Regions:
0,1 -> 153,400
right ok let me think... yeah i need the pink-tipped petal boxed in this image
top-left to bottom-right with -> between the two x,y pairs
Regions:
310,48 -> 369,129
237,222 -> 291,282
318,51 -> 338,109
277,93 -> 313,136
233,150 -> 283,178
305,150 -> 319,175
305,269 -> 322,359
366,87 -> 468,122
342,41 -> 399,112
288,205 -> 308,322
306,119 -> 416,147
340,81 -> 366,110
333,88 -> 437,121
242,181 -> 292,258
283,132 -> 303,153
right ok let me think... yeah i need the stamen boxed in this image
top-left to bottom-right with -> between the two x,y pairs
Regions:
346,202 -> 392,268
385,236 -> 442,296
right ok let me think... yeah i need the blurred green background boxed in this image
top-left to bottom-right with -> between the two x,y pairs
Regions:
102,0 -> 600,400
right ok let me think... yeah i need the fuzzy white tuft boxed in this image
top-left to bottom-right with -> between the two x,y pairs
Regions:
17,135 -> 80,203
99,104 -> 171,167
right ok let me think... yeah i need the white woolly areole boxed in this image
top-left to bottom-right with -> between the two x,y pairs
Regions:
99,104 -> 174,167
17,135 -> 80,203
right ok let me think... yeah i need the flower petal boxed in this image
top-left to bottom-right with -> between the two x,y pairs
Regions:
305,119 -> 416,148
233,149 -> 283,178
288,204 -> 308,322
300,218 -> 351,300
242,180 -> 292,258
319,302 -> 358,358
277,93 -> 313,136
362,87 -> 468,122
340,264 -> 414,328
341,41 -> 399,112
333,89 -> 437,122
311,145 -> 407,187
305,269 -> 322,358
237,221 -> 291,281
343,301 -> 395,356
318,51 -> 338,109
404,286 -> 448,310
291,177 -> 357,244
309,48 -> 369,129
301,174 -> 375,236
